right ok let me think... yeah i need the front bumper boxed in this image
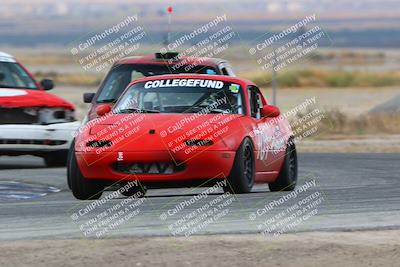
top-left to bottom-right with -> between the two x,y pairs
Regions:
0,121 -> 80,154
76,150 -> 236,182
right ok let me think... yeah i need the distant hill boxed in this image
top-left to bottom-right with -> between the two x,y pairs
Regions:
1,29 -> 399,48
0,0 -> 399,47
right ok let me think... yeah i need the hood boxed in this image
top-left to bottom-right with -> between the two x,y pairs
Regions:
0,88 -> 74,110
77,113 -> 246,153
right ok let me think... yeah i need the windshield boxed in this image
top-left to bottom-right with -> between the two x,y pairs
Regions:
0,62 -> 37,89
96,64 -> 219,103
114,78 -> 245,114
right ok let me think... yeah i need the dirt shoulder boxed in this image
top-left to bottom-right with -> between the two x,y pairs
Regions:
298,135 -> 400,153
1,230 -> 399,267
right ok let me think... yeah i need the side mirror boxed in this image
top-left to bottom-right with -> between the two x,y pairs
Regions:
40,79 -> 54,90
96,104 -> 112,117
83,93 -> 95,103
261,105 -> 280,118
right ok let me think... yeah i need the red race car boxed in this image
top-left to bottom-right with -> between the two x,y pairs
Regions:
69,74 -> 297,200
0,51 -> 79,167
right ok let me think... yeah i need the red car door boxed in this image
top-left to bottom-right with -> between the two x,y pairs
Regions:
247,85 -> 286,175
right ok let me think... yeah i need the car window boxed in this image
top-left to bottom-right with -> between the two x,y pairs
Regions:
131,70 -> 146,80
247,85 -> 261,119
0,62 -> 37,89
225,64 -> 236,76
219,63 -> 236,76
221,67 -> 229,75
97,64 -> 219,103
115,78 -> 246,115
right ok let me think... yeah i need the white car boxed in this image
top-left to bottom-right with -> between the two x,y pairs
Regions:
0,52 -> 79,166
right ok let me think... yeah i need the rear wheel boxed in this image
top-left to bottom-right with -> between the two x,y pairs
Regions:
269,141 -> 298,192
44,151 -> 68,167
69,148 -> 104,200
224,138 -> 255,194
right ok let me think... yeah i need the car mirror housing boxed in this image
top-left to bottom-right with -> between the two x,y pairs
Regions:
40,79 -> 54,90
83,92 -> 95,103
261,105 -> 280,118
96,104 -> 112,117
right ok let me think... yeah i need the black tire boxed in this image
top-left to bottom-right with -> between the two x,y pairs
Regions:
44,151 -> 68,167
67,140 -> 75,190
119,183 -> 147,198
69,147 -> 103,200
224,138 -> 255,194
269,141 -> 298,192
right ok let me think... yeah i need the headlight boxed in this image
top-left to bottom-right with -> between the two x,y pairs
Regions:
38,108 -> 76,125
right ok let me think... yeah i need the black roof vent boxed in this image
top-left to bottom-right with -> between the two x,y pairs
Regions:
155,52 -> 179,60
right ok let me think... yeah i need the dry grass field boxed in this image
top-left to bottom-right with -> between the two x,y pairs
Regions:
3,46 -> 400,151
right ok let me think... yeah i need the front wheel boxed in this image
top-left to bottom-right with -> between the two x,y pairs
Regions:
69,148 -> 104,200
268,141 -> 298,192
224,138 -> 255,194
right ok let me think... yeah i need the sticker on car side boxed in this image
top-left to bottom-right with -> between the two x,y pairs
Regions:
144,79 -> 224,89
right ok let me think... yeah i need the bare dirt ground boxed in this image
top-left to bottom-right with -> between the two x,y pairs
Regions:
0,230 -> 399,267
297,135 -> 400,153
260,87 -> 400,116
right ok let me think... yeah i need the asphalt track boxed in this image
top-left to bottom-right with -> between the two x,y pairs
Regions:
0,153 -> 399,241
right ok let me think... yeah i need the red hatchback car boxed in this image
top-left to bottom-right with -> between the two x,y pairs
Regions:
69,74 -> 297,200
82,52 -> 236,121
0,51 -> 78,166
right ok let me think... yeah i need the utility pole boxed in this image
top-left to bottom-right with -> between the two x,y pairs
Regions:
167,6 -> 173,45
271,46 -> 277,106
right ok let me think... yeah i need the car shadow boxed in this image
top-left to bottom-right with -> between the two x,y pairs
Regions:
108,190 -> 268,200
0,156 -> 46,170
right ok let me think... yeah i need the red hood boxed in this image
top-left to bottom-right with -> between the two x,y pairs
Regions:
76,113 -> 247,153
0,88 -> 74,110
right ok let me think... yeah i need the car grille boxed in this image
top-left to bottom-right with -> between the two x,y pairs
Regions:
0,139 -> 67,146
0,108 -> 39,124
113,162 -> 185,174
